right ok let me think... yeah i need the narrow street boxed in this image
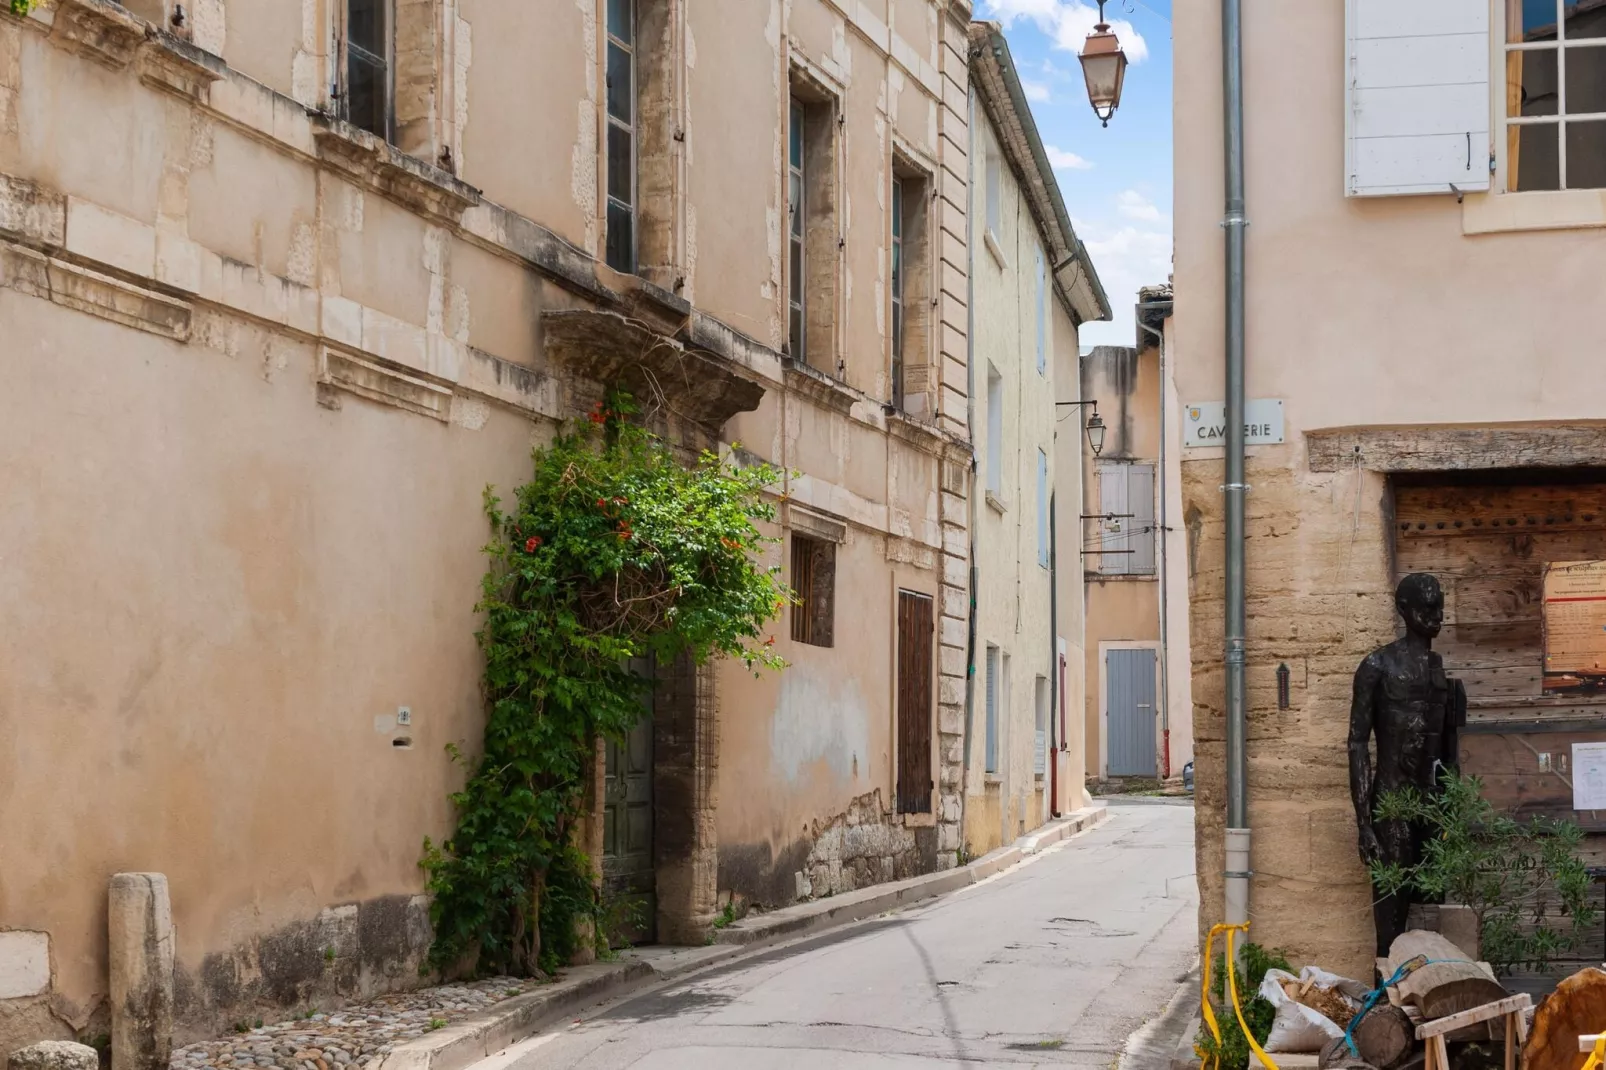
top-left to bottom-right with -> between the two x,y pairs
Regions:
504,800 -> 1197,1070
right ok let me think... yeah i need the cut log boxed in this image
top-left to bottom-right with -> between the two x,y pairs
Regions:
1320,1036 -> 1380,1070
1353,1005 -> 1415,1069
1384,930 -> 1507,1019
1522,968 -> 1606,1070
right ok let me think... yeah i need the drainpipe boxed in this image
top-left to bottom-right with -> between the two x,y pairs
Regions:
1222,0 -> 1252,930
960,80 -> 980,848
1136,307 -> 1169,781
1049,490 -> 1059,817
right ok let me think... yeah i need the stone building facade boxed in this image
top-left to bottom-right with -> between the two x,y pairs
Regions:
1176,0 -> 1606,978
963,23 -> 1106,855
0,0 -> 1007,1055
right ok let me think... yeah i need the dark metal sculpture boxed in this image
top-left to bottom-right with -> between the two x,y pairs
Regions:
1349,573 -> 1468,956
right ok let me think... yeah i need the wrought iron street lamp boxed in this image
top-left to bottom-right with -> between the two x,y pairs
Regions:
1055,400 -> 1106,457
1078,0 -> 1128,127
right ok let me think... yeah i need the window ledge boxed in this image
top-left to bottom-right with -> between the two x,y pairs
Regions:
984,229 -> 1009,269
782,356 -> 859,415
985,490 -> 1007,513
984,773 -> 1004,785
1463,189 -> 1606,236
313,119 -> 483,226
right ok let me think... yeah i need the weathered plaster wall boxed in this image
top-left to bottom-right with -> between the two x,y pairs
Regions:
0,0 -> 975,1050
1052,302 -> 1090,817
1172,0 -> 1606,977
962,103 -> 1057,857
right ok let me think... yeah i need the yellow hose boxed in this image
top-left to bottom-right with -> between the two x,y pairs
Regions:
1198,922 -> 1280,1070
1582,1033 -> 1605,1070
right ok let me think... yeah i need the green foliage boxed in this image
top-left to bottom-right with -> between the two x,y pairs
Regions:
7,1 -> 33,17
421,393 -> 789,977
1368,770 -> 1598,974
713,901 -> 738,930
1195,943 -> 1291,1070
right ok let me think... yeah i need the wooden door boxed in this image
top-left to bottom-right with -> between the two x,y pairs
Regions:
897,591 -> 934,814
603,667 -> 656,943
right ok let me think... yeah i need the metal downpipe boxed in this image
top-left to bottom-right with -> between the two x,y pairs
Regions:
1222,0 -> 1251,928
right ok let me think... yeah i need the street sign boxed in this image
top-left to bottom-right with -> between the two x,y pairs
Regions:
1182,399 -> 1285,448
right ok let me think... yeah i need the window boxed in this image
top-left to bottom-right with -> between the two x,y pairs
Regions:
1034,676 -> 1048,777
985,145 -> 1001,241
1037,449 -> 1050,569
790,533 -> 836,647
890,175 -> 904,410
789,97 -> 806,358
1503,0 -> 1606,191
345,0 -> 391,140
786,80 -> 838,371
984,645 -> 1000,773
1095,462 -> 1156,576
1034,246 -> 1047,376
889,162 -> 933,413
986,364 -> 1003,498
605,0 -> 637,273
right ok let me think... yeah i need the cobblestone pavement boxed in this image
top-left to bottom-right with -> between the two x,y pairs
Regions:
169,978 -> 531,1070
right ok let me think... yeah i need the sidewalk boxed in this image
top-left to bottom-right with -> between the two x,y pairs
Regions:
363,803 -> 1109,1070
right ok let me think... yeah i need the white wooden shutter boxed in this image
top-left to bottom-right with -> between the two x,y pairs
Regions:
1346,0 -> 1490,197
1128,463 -> 1156,574
1098,463 -> 1129,576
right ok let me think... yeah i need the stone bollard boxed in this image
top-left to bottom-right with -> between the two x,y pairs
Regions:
7,1042 -> 99,1070
107,874 -> 174,1070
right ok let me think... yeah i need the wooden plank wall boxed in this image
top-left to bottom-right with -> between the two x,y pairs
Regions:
1394,483 -> 1606,698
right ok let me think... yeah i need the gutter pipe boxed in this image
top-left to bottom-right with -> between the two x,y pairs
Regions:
1222,0 -> 1251,929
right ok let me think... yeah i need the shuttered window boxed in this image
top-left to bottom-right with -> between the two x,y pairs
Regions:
1095,462 -> 1156,576
790,534 -> 836,647
1037,449 -> 1050,569
986,365 -> 1003,497
984,645 -> 1000,774
1346,0 -> 1491,196
1034,246 -> 1047,376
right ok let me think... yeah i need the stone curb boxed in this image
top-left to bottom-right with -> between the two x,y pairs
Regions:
374,803 -> 1110,1070
712,801 -> 1110,946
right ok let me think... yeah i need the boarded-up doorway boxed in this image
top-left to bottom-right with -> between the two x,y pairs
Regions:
1108,647 -> 1157,776
896,590 -> 934,814
603,663 -> 656,944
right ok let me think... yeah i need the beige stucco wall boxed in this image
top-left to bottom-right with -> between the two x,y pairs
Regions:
1174,0 -> 1606,977
962,105 -> 1063,857
1,0 -> 977,1052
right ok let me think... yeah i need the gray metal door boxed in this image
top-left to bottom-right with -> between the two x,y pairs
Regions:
604,664 -> 655,943
1107,648 -> 1157,777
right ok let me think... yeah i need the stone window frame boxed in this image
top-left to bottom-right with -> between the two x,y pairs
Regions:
325,0 -> 459,171
889,143 -> 936,418
786,57 -> 843,377
790,532 -> 837,648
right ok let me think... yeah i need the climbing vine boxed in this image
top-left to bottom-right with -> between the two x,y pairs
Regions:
8,1 -> 35,18
421,393 -> 789,976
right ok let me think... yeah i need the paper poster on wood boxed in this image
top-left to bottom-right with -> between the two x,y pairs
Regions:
1573,742 -> 1606,812
1542,560 -> 1606,694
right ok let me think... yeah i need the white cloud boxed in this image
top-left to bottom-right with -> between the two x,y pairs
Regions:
1116,189 -> 1164,222
1020,78 -> 1051,102
1044,145 -> 1094,171
1074,221 -> 1172,347
981,0 -> 1150,64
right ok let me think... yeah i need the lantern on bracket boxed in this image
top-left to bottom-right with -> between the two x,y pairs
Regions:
1078,0 -> 1129,127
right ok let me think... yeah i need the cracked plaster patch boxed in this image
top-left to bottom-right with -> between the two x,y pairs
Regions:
0,931 -> 50,1000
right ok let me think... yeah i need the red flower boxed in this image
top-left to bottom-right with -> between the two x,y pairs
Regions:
764,636 -> 775,646
525,537 -> 541,552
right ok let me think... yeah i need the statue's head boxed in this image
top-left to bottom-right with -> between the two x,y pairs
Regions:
1395,573 -> 1444,640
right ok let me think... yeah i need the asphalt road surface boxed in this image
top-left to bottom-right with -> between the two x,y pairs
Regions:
505,799 -> 1198,1069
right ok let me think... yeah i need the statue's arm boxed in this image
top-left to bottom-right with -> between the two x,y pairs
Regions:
1349,656 -> 1382,861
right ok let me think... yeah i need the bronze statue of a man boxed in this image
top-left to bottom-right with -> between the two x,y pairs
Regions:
1349,573 -> 1467,956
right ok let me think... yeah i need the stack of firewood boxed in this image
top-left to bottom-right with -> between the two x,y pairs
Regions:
1317,930 -> 1509,1070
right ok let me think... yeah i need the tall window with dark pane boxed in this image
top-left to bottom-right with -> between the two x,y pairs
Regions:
890,176 -> 904,410
1505,0 -> 1606,191
346,0 -> 390,140
788,98 -> 806,360
889,164 -> 930,414
605,0 -> 637,274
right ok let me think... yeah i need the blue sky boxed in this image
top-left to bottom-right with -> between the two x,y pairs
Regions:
976,0 -> 1173,349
